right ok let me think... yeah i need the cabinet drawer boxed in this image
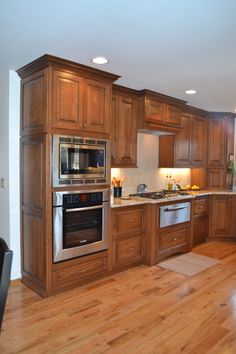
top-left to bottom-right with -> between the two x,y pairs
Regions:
159,228 -> 188,251
112,236 -> 144,268
193,198 -> 208,215
113,207 -> 144,237
52,256 -> 108,289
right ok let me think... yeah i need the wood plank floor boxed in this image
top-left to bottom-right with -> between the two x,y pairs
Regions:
1,241 -> 236,354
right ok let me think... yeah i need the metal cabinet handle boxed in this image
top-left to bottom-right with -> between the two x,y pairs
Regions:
164,206 -> 187,212
174,238 -> 177,241
127,247 -> 134,251
65,205 -> 103,212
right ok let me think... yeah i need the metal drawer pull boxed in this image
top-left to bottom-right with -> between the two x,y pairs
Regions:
78,269 -> 86,272
174,238 -> 177,241
164,206 -> 187,212
127,247 -> 134,251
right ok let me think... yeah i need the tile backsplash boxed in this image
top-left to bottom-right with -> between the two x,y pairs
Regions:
111,133 -> 191,196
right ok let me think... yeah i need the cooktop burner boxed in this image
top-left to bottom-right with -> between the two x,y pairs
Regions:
129,190 -> 191,200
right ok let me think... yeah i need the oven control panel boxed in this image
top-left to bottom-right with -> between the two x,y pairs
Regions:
63,192 -> 103,208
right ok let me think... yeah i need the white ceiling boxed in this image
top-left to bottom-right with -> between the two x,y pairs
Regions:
1,0 -> 236,112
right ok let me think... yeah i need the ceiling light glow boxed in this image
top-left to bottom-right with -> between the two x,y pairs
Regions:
185,89 -> 197,95
91,56 -> 108,64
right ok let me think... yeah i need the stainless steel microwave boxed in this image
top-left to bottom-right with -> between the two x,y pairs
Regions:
52,135 -> 110,187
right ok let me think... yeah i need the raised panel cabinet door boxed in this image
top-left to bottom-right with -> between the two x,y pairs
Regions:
84,79 -> 111,134
174,114 -> 191,166
207,168 -> 225,189
207,117 -> 225,167
145,98 -> 165,124
52,70 -> 84,130
165,104 -> 181,126
112,236 -> 144,268
193,217 -> 208,246
190,115 -> 206,166
111,94 -> 137,167
21,70 -> 47,135
210,196 -> 232,236
113,207 -> 144,238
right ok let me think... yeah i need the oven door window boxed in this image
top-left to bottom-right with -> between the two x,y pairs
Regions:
63,207 -> 103,249
60,144 -> 105,178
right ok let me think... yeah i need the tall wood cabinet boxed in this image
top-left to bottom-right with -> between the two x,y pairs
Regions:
206,114 -> 235,189
17,55 -> 119,296
111,85 -> 138,167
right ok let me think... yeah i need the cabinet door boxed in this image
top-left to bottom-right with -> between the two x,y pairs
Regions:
111,93 -> 137,167
112,207 -> 144,239
166,104 -> 181,126
210,195 -> 232,236
193,216 -> 208,246
145,98 -> 165,124
52,70 -> 84,130
190,115 -> 206,166
174,114 -> 191,166
207,168 -> 225,189
84,79 -> 111,134
112,236 -> 144,268
207,117 -> 225,167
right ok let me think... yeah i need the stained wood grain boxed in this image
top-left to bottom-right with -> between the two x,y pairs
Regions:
1,241 -> 236,353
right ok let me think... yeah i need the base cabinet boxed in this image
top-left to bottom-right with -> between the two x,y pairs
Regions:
209,195 -> 232,237
192,197 -> 209,247
110,205 -> 146,270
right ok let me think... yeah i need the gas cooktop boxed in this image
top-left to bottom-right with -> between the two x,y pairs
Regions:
129,190 -> 191,200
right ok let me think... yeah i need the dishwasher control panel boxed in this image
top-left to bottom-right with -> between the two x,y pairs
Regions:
159,202 -> 190,228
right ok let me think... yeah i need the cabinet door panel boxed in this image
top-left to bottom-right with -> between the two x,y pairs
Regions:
113,207 -> 144,238
145,99 -> 165,124
210,196 -> 232,236
193,216 -> 208,246
174,114 -> 191,166
166,104 -> 181,126
191,116 -> 206,166
84,79 -> 110,134
112,236 -> 144,268
111,93 -> 137,167
52,70 -> 83,129
207,169 -> 225,189
207,117 -> 225,166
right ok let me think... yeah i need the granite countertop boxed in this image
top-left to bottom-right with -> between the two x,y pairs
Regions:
111,189 -> 236,208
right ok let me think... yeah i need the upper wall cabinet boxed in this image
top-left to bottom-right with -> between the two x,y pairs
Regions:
17,54 -> 120,137
111,85 -> 138,167
159,110 -> 207,168
138,90 -> 186,133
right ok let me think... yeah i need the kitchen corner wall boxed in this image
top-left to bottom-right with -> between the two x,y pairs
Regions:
111,133 -> 191,196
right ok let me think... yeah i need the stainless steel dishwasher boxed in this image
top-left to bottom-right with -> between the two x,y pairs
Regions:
159,202 -> 191,228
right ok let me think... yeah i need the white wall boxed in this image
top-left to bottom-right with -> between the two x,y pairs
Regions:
0,70 -> 10,246
9,71 -> 21,279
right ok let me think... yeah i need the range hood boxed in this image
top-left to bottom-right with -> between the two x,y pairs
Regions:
138,128 -> 175,136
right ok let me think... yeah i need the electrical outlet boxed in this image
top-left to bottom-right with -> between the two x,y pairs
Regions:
0,178 -> 4,189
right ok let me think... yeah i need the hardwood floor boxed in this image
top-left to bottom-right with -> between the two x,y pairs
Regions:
1,241 -> 236,354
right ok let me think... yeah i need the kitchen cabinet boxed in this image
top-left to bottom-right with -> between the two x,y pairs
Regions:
138,90 -> 185,133
192,197 -> 209,246
17,54 -> 119,297
52,71 -> 112,134
151,201 -> 191,263
159,111 -> 207,168
110,205 -> 146,269
18,54 -> 119,138
209,195 -> 232,237
206,115 -> 235,189
111,85 -> 138,167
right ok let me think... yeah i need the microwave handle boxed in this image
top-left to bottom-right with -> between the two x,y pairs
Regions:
65,205 -> 104,213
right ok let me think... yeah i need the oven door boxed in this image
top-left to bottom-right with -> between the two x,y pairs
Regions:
53,202 -> 109,262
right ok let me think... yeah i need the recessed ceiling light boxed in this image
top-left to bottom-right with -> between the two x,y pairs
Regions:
91,56 -> 108,64
185,89 -> 197,95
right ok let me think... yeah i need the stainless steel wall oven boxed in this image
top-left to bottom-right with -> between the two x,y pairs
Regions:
52,189 -> 110,262
52,135 -> 110,187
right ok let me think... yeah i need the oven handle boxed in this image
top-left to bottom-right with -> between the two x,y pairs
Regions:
164,206 -> 188,212
65,205 -> 104,213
